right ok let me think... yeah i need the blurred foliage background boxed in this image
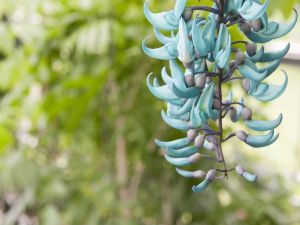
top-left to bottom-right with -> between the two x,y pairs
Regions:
0,0 -> 299,225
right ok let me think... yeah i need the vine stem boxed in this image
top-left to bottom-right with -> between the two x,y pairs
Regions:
216,0 -> 228,178
217,70 -> 228,177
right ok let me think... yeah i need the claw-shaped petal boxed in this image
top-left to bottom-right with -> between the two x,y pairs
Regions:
192,18 -> 209,57
192,179 -> 210,193
262,21 -> 279,35
245,114 -> 283,131
259,43 -> 290,62
214,23 -> 231,69
198,83 -> 219,120
154,28 -> 177,45
203,19 -> 217,51
248,47 -> 264,62
176,168 -> 205,178
161,110 -> 190,130
169,59 -> 186,89
265,133 -> 280,146
267,9 -> 298,39
146,74 -> 178,101
251,83 -> 269,97
167,103 -> 190,121
245,130 -> 274,148
164,153 -> 201,166
258,59 -> 282,80
239,0 -> 269,21
245,9 -> 298,43
242,171 -> 258,182
144,0 -> 179,31
166,146 -> 199,158
255,70 -> 288,102
190,103 -> 204,128
177,18 -> 194,65
161,67 -> 173,85
238,61 -> 268,81
155,138 -> 191,149
142,38 -> 178,60
171,83 -> 201,98
169,98 -> 194,116
174,0 -> 187,18
192,169 -> 216,193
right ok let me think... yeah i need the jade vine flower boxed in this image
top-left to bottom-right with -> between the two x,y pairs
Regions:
142,0 -> 298,193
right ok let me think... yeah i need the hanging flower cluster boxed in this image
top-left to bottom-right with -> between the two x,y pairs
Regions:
142,0 -> 298,193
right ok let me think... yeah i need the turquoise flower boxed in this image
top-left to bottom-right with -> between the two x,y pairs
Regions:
142,0 -> 297,193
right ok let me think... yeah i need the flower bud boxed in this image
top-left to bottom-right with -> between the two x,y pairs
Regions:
242,107 -> 252,121
250,19 -> 262,32
187,129 -> 198,141
207,135 -> 218,145
239,21 -> 252,34
194,135 -> 205,148
195,74 -> 206,89
213,99 -> 221,110
185,74 -> 195,87
206,76 -> 212,84
246,43 -> 257,56
235,165 -> 257,182
184,61 -> 194,69
183,8 -> 193,22
229,107 -> 238,122
189,153 -> 201,163
242,79 -> 250,92
235,51 -> 245,65
193,170 -> 206,178
206,169 -> 217,181
235,165 -> 245,175
235,130 -> 248,142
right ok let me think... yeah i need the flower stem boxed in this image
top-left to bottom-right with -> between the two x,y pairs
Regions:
217,70 -> 228,177
216,0 -> 228,178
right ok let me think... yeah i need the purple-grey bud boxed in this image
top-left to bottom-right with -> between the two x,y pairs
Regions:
235,51 -> 245,65
242,79 -> 250,92
235,165 -> 245,175
193,170 -> 206,178
213,99 -> 221,110
250,19 -> 262,32
183,8 -> 193,22
206,169 -> 217,181
229,107 -> 238,122
206,76 -> 212,84
195,74 -> 206,89
194,135 -> 205,148
242,107 -> 252,121
184,62 -> 194,69
185,75 -> 195,87
235,130 -> 248,142
207,135 -> 218,145
187,129 -> 198,141
189,153 -> 201,163
246,43 -> 257,56
240,21 -> 252,34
